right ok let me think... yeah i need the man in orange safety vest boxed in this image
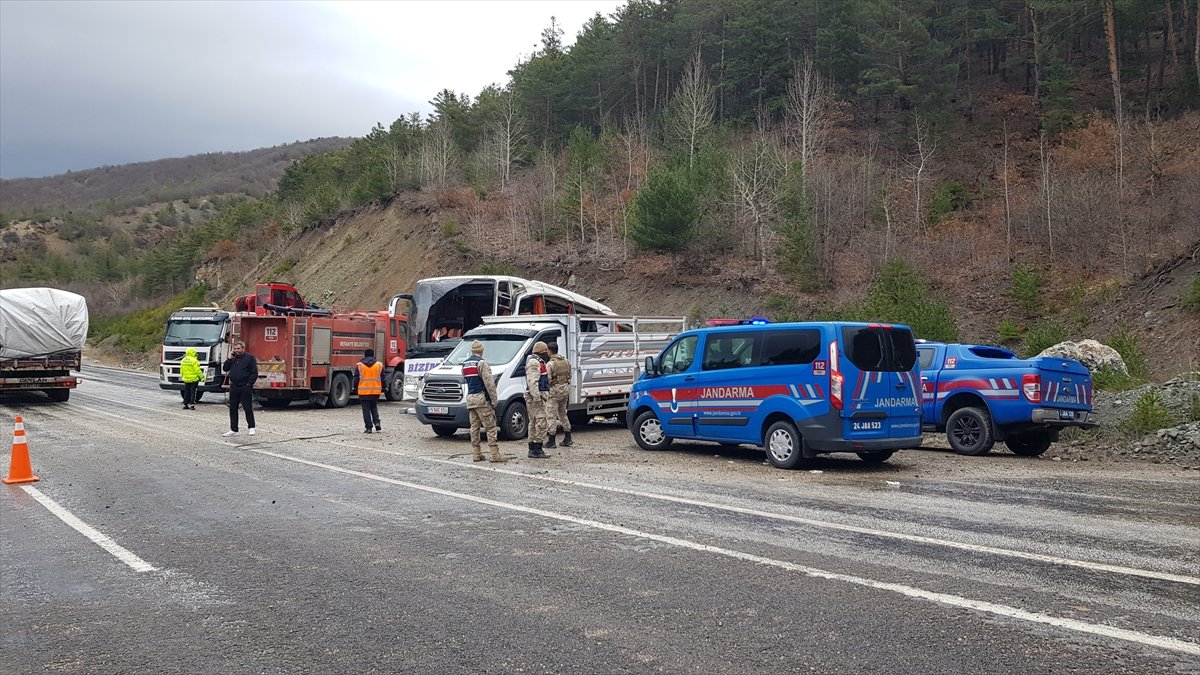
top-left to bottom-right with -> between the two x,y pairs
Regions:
355,348 -> 383,433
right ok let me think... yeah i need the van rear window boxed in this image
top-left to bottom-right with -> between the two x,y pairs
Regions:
841,326 -> 917,372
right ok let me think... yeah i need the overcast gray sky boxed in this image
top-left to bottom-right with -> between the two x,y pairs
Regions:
0,0 -> 625,179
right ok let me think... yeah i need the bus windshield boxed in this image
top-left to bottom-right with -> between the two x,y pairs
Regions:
402,275 -> 616,350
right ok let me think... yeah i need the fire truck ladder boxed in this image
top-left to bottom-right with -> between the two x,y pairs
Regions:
290,318 -> 308,387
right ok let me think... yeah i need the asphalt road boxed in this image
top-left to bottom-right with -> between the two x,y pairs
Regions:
1,364 -> 1198,674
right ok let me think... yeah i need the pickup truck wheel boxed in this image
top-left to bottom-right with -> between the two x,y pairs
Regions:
856,450 -> 894,464
432,424 -> 458,438
946,406 -> 995,455
633,411 -> 672,451
46,389 -> 70,402
327,373 -> 352,408
499,401 -> 528,440
384,372 -> 403,401
1006,432 -> 1053,456
764,420 -> 808,469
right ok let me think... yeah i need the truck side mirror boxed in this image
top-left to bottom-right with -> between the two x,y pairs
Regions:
644,356 -> 657,377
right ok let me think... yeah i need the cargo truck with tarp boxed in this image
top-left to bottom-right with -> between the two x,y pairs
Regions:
0,287 -> 89,402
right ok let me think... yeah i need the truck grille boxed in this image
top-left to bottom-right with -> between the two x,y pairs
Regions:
163,350 -> 188,362
423,381 -> 463,403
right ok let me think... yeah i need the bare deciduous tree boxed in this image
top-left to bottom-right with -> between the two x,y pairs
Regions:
881,185 -> 896,262
381,141 -> 406,194
487,86 -> 526,189
281,201 -> 305,231
906,116 -> 936,232
665,49 -> 715,170
1002,119 -> 1013,262
785,54 -> 830,197
728,114 -> 786,269
419,118 -> 455,188
1105,0 -> 1130,273
1039,131 -> 1055,261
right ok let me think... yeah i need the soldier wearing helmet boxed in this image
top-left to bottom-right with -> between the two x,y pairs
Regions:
524,341 -> 552,458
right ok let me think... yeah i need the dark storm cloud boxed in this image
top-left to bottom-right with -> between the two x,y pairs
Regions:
0,1 -> 419,178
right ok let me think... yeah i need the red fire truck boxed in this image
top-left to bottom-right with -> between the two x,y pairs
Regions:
232,309 -> 408,408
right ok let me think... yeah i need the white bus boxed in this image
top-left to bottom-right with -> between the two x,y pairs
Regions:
388,275 -> 615,399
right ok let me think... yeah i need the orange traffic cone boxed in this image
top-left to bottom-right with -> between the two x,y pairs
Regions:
2,416 -> 39,485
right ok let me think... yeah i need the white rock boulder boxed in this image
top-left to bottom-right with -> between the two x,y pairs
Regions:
1037,339 -> 1128,375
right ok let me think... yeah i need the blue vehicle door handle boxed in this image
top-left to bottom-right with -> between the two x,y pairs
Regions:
684,376 -> 695,382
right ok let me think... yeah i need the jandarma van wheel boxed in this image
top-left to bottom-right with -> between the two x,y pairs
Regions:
633,411 -> 671,451
764,420 -> 808,469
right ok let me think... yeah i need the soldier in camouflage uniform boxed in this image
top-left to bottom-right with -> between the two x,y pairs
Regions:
464,340 -> 508,463
524,341 -> 552,458
544,342 -> 573,448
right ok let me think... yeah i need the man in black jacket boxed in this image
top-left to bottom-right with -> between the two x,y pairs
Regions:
222,340 -> 259,437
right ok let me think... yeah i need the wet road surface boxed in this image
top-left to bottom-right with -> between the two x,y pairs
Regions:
2,364 -> 1197,673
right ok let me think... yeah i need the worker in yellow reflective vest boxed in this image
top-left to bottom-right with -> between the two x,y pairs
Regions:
355,348 -> 383,433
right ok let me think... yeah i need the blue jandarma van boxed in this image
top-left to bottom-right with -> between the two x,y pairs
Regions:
627,322 -> 923,468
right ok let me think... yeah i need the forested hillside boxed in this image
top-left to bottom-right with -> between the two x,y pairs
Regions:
2,0 -> 1197,375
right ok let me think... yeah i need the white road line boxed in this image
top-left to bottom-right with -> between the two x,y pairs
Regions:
357,445 -> 1200,587
19,485 -> 156,573
247,446 -> 1200,657
51,400 -> 1200,588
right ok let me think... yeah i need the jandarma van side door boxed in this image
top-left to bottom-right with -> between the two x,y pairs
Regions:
650,335 -> 699,439
692,331 -> 762,442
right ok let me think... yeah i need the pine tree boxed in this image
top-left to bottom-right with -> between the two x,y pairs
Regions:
629,168 -> 699,252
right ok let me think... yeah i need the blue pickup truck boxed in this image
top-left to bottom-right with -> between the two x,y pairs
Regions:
915,341 -> 1098,456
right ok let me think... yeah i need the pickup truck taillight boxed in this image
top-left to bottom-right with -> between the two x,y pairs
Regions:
829,340 -> 844,411
1022,373 -> 1042,403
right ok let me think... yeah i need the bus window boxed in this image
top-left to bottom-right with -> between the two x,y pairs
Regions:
544,296 -> 572,314
498,281 -> 513,315
518,296 -> 547,315
404,276 -> 614,355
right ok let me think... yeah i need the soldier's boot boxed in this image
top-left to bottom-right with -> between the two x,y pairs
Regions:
535,442 -> 550,458
527,442 -> 538,458
545,433 -> 557,449
561,432 -> 574,447
471,446 -> 485,462
488,446 -> 509,463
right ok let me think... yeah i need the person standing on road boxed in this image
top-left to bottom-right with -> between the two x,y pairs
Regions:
524,341 -> 552,459
180,347 -> 202,410
222,340 -> 258,437
354,348 -> 383,433
545,342 -> 573,448
464,340 -> 507,463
